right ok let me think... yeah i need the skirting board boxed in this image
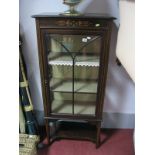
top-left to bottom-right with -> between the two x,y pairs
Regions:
34,110 -> 135,129
101,112 -> 134,129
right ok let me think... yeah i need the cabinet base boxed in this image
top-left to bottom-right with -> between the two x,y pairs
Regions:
45,120 -> 101,148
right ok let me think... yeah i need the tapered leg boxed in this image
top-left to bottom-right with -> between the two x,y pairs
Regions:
96,122 -> 101,148
45,119 -> 50,144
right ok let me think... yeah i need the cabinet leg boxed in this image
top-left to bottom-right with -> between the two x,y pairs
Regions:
96,122 -> 101,148
45,119 -> 50,144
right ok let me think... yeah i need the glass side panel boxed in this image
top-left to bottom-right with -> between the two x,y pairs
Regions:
45,34 -> 101,115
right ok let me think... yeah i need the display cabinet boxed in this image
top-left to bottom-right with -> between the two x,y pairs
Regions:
33,13 -> 115,148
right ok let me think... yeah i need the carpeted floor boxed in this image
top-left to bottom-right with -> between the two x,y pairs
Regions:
37,129 -> 134,155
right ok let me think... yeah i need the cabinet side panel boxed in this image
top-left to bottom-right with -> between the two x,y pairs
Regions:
35,19 -> 49,117
96,21 -> 113,119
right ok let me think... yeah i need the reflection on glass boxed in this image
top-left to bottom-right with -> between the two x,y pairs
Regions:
46,34 -> 101,115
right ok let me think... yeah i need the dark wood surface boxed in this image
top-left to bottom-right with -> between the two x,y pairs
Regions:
34,13 -> 114,148
32,12 -> 116,20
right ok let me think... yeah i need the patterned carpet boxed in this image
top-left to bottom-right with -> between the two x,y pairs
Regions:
37,129 -> 134,155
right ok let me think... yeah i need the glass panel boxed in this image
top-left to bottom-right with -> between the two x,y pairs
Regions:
47,35 -> 73,114
46,34 -> 101,115
74,36 -> 100,115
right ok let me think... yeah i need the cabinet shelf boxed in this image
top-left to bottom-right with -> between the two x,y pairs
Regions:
52,100 -> 96,115
49,55 -> 99,67
50,79 -> 97,94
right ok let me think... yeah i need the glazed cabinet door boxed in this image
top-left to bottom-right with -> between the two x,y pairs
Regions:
41,30 -> 104,117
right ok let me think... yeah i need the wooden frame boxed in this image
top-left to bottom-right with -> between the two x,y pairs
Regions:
33,13 -> 115,148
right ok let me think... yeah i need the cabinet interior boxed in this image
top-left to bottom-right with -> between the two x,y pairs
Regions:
46,34 -> 101,115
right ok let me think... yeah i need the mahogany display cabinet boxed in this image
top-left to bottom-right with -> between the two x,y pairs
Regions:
32,13 -> 115,148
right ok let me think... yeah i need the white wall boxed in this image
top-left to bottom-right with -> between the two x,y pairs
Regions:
19,0 -> 135,115
116,1 -> 135,81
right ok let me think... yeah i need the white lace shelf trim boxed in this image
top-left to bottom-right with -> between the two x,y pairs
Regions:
49,60 -> 99,67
